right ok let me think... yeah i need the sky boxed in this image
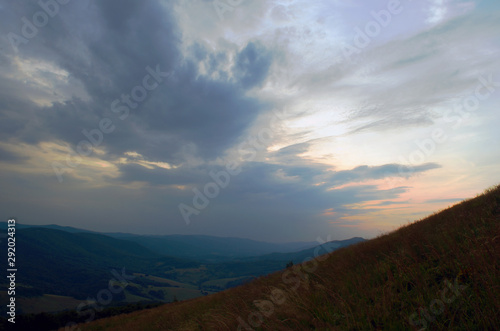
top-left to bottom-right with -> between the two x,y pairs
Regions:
0,0 -> 499,242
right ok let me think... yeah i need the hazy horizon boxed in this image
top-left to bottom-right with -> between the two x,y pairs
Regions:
1,220 -> 371,244
1,0 -> 499,242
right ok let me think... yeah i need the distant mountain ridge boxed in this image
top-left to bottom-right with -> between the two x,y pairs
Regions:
238,237 -> 367,263
0,222 -> 361,261
112,234 -> 321,262
1,227 -> 197,301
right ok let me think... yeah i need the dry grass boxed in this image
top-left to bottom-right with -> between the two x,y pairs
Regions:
71,184 -> 500,330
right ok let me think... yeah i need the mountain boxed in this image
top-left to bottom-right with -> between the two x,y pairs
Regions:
238,237 -> 366,264
0,222 -> 319,261
0,225 -> 363,321
0,222 -> 99,234
111,234 -> 319,262
64,184 -> 500,330
0,228 -> 197,301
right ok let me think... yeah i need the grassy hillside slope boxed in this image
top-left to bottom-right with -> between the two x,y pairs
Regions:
74,185 -> 499,330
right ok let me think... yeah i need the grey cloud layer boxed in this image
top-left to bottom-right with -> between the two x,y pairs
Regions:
0,0 -> 273,163
0,0 -> 496,241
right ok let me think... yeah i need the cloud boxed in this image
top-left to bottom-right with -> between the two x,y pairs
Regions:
424,198 -> 463,204
327,163 -> 442,186
0,145 -> 28,163
0,0 -> 498,241
372,200 -> 410,206
427,0 -> 450,24
233,41 -> 273,89
113,162 -> 206,187
0,0 -> 275,164
286,11 -> 500,137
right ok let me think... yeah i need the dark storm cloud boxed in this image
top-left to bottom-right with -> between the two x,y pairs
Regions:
206,162 -> 435,230
0,0 -> 274,163
273,141 -> 312,158
113,150 -> 441,196
233,41 -> 273,89
139,61 -> 268,160
327,163 -> 442,185
113,163 -> 208,186
0,75 -> 47,144
183,178 -> 413,241
0,146 -> 28,163
120,160 -> 440,228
